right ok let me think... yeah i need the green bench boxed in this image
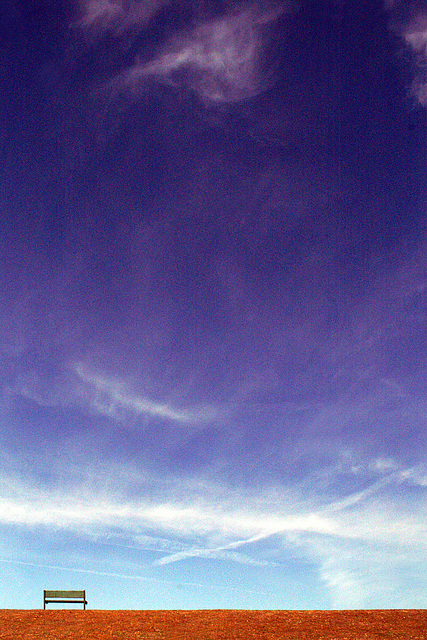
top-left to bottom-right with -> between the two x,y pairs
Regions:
43,590 -> 87,610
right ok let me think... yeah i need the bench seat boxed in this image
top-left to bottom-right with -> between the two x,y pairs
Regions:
44,590 -> 87,610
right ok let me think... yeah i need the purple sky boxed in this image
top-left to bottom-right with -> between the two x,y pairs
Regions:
1,0 -> 427,609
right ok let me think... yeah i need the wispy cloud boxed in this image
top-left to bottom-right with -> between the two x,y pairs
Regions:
74,363 -> 219,424
320,558 -> 366,609
0,466 -> 335,547
386,2 -> 427,106
77,0 -> 170,34
107,2 -> 286,103
403,11 -> 427,105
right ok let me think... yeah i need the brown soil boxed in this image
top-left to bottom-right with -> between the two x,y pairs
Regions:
0,609 -> 425,640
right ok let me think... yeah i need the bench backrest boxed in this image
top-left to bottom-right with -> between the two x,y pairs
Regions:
44,590 -> 85,599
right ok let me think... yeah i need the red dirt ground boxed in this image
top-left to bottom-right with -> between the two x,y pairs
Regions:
0,609 -> 425,640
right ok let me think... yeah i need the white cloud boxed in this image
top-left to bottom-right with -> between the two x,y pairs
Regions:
403,12 -> 427,105
370,456 -> 398,473
405,16 -> 427,54
77,0 -> 170,34
74,362 -> 219,424
386,3 -> 427,106
112,3 -> 286,103
0,464 -> 297,534
75,1 -> 288,103
320,558 -> 365,609
398,465 -> 427,486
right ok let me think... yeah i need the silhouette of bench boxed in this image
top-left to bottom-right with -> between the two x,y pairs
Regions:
43,590 -> 87,610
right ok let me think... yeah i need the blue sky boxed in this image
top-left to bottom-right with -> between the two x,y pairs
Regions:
0,0 -> 426,609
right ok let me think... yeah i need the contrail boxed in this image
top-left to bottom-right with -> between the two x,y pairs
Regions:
0,557 -> 273,595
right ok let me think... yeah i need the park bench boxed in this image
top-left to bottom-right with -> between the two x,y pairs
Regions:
43,590 -> 87,610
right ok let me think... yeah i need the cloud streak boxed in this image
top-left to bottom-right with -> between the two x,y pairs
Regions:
0,466 -> 335,560
74,363 -> 219,424
0,556 -> 275,598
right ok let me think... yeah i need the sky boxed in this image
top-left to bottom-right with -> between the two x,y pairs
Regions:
0,0 -> 426,610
